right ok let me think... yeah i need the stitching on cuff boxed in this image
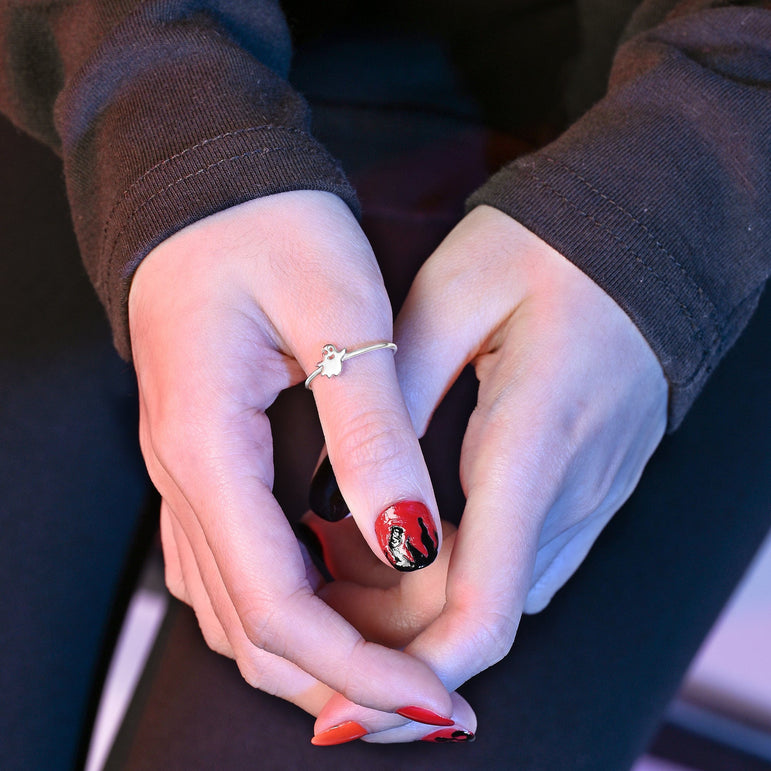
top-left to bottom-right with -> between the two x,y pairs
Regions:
99,126 -> 312,260
103,143 -> 333,318
542,154 -> 722,334
522,165 -> 716,388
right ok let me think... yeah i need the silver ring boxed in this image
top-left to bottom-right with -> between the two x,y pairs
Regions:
304,342 -> 397,389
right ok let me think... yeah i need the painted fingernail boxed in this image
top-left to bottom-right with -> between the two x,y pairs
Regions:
309,456 -> 350,522
421,727 -> 476,743
291,521 -> 334,583
311,721 -> 368,746
375,501 -> 439,571
396,706 -> 454,726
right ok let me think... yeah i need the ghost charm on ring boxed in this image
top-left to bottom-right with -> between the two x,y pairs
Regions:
304,342 -> 397,389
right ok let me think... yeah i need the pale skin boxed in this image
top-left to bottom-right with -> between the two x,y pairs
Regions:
128,189 -> 667,741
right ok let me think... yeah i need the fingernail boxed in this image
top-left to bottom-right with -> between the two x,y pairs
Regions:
421,727 -> 476,743
309,456 -> 350,522
396,706 -> 454,726
291,521 -> 334,583
311,721 -> 368,746
375,501 -> 439,572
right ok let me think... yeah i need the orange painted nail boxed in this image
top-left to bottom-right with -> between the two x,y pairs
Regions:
396,706 -> 454,726
311,721 -> 368,746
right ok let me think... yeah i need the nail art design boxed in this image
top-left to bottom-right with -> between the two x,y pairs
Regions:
396,706 -> 454,726
309,456 -> 350,522
375,501 -> 438,572
421,728 -> 476,743
311,721 -> 368,746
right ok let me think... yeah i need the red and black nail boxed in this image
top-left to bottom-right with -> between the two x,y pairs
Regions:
375,501 -> 438,571
421,728 -> 476,743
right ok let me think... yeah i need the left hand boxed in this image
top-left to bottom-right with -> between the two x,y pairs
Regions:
310,205 -> 668,742
128,191 -> 457,726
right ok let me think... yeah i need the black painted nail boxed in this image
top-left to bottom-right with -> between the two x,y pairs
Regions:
291,522 -> 334,583
309,456 -> 350,522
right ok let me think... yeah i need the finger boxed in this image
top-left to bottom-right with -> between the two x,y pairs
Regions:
305,351 -> 441,573
392,317 -> 580,695
308,374 -> 581,740
144,377 -> 454,718
251,195 -> 442,573
313,370 -> 551,737
314,690 -> 475,745
356,209 -> 556,695
131,191 -> 453,720
393,206 -> 533,436
404,392 -> 549,690
159,499 -> 190,605
365,724 -> 477,744
148,401 -> 192,609
391,207 -> 667,692
148,404 -> 453,721
166,501 -> 234,660
167,503 -> 339,715
299,511 -> 400,589
362,692 -> 476,744
292,525 -> 327,594
311,520 -> 458,648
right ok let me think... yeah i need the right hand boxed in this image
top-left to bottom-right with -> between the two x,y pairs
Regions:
310,205 -> 668,743
127,190 -> 462,727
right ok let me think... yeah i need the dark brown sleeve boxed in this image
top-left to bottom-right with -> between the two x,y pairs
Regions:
468,0 -> 771,429
0,0 -> 358,358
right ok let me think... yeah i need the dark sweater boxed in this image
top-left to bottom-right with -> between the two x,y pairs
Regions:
1,0 -> 768,428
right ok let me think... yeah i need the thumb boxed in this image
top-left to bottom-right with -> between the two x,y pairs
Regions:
306,342 -> 441,572
392,207 -> 526,437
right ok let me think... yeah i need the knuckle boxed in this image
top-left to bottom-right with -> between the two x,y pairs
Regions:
236,587 -> 314,689
235,653 -> 267,690
338,637 -> 373,705
451,599 -> 519,667
333,413 -> 411,478
238,599 -> 279,652
164,571 -> 189,604
342,279 -> 390,323
472,611 -> 518,665
149,410 -> 199,468
239,585 -> 311,660
304,267 -> 390,335
199,620 -> 234,659
573,484 -> 610,519
524,580 -> 556,615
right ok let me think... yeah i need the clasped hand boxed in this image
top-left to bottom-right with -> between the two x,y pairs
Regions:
128,190 -> 667,743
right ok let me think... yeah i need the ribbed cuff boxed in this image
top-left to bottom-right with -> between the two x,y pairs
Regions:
97,126 -> 359,360
467,152 -> 726,430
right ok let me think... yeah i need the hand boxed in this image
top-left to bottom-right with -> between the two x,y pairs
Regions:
312,205 -> 668,741
127,190 -> 456,723
301,512 -> 458,650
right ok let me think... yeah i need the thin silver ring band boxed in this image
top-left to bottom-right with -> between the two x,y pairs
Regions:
304,342 -> 397,389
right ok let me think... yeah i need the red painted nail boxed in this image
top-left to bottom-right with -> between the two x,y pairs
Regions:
396,706 -> 454,726
311,721 -> 368,746
375,501 -> 438,571
421,727 -> 476,743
